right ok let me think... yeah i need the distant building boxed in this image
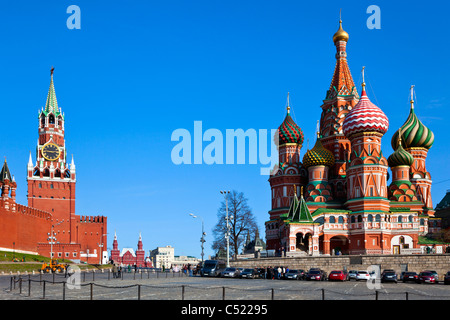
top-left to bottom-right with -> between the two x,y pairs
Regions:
150,245 -> 175,269
110,232 -> 152,268
243,229 -> 266,254
150,246 -> 200,269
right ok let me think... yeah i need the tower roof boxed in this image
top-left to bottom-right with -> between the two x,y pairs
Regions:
0,159 -> 12,182
302,134 -> 335,168
388,131 -> 414,167
333,19 -> 349,43
277,93 -> 304,146
326,18 -> 358,100
391,86 -> 434,150
43,67 -> 62,117
342,67 -> 389,137
287,187 -> 313,223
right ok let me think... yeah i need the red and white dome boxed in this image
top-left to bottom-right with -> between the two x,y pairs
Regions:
342,88 -> 389,137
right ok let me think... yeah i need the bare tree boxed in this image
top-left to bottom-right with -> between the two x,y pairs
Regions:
212,190 -> 258,259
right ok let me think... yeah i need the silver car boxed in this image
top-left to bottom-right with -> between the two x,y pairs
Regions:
222,267 -> 239,278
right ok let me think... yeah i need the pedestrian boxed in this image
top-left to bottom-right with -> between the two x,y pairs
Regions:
112,264 -> 118,278
277,266 -> 282,279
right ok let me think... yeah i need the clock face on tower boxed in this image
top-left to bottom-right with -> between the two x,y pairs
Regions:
42,143 -> 61,161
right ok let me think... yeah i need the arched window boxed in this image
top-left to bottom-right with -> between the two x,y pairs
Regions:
408,215 -> 413,223
368,214 -> 373,222
375,214 -> 381,222
357,215 -> 362,223
329,216 -> 336,223
420,219 -> 425,226
49,115 -> 55,124
338,216 -> 344,224
351,216 -> 355,223
398,215 -> 403,223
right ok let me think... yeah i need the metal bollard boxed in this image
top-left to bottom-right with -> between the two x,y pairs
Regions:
182,285 -> 185,300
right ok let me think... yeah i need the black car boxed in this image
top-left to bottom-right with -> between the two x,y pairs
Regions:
444,271 -> 450,285
381,271 -> 398,283
284,269 -> 305,280
306,269 -> 327,281
240,268 -> 258,279
402,272 -> 418,283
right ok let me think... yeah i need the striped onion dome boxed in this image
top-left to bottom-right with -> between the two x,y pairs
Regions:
342,87 -> 389,137
391,105 -> 434,150
388,140 -> 414,168
302,136 -> 335,168
278,111 -> 304,146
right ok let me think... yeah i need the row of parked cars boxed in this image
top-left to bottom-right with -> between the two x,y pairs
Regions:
219,267 -> 450,284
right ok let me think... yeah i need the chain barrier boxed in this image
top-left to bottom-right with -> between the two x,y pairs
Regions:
6,273 -> 450,300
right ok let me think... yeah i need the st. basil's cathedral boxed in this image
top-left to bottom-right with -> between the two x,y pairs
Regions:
266,19 -> 440,256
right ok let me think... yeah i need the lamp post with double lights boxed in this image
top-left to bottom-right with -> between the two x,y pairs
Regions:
48,220 -> 63,259
189,213 -> 206,264
220,190 -> 232,267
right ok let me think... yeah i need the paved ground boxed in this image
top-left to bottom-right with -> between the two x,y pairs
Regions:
1,270 -> 450,300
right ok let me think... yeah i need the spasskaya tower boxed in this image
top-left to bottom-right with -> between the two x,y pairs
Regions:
27,67 -> 76,244
26,68 -> 107,263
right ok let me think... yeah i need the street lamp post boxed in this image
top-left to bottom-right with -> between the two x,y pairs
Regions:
48,221 -> 63,260
189,213 -> 206,264
220,190 -> 231,267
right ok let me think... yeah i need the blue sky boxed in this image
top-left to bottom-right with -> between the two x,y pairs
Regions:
0,1 -> 449,259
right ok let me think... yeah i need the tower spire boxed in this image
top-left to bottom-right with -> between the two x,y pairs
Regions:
286,92 -> 290,114
45,67 -> 59,115
410,85 -> 415,110
361,66 -> 366,92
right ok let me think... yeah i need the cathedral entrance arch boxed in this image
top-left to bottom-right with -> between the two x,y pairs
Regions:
295,232 -> 312,253
329,235 -> 349,255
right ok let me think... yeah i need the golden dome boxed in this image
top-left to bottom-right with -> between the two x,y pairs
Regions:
333,20 -> 349,43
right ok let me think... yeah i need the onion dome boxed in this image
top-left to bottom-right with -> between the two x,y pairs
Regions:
391,87 -> 434,150
388,133 -> 414,167
342,68 -> 389,137
333,19 -> 349,43
302,135 -> 335,168
277,93 -> 304,146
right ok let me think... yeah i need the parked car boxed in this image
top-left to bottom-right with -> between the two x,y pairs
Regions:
424,270 -> 439,283
418,271 -> 438,284
348,270 -> 358,280
306,269 -> 327,281
240,268 -> 258,279
381,271 -> 398,283
222,267 -> 240,278
402,272 -> 419,283
328,270 -> 349,281
355,270 -> 371,281
444,271 -> 450,285
284,269 -> 305,280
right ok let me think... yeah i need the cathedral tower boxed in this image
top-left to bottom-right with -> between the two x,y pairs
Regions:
319,18 -> 360,200
342,67 -> 390,212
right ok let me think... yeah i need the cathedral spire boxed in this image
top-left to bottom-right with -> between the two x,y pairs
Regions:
327,15 -> 357,100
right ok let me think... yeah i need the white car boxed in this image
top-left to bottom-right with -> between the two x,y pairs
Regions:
355,270 -> 371,281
